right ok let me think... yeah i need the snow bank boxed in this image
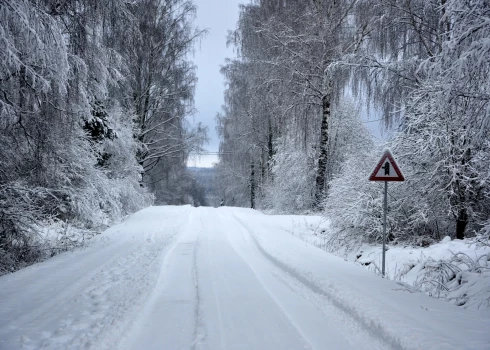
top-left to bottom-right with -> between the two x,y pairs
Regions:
275,213 -> 490,313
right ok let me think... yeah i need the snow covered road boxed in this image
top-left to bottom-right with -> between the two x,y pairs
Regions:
1,206 -> 489,349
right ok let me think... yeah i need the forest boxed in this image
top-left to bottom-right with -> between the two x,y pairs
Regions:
216,0 -> 490,250
1,0 -> 489,277
0,0 -> 207,273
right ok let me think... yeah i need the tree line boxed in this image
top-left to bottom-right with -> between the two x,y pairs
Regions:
0,0 -> 206,273
216,0 -> 490,247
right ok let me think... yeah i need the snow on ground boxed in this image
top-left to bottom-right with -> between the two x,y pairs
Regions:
277,214 -> 490,312
1,206 -> 489,349
0,206 -> 191,349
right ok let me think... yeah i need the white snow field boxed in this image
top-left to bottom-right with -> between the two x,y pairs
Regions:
0,206 -> 489,350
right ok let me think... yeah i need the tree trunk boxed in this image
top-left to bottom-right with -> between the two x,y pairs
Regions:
456,208 -> 468,240
314,94 -> 330,208
250,160 -> 256,209
267,118 -> 274,181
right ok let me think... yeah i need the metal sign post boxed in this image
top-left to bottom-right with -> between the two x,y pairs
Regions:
382,181 -> 387,277
369,150 -> 404,278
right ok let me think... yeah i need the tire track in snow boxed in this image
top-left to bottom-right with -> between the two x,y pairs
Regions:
108,207 -> 192,350
62,210 -> 192,350
191,220 -> 207,350
230,213 -> 405,350
216,211 -> 314,350
118,207 -> 199,350
201,211 -> 227,350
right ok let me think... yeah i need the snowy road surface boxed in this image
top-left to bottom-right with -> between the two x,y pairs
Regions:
1,206 -> 489,350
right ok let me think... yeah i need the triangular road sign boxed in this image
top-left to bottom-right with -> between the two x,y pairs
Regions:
369,150 -> 405,182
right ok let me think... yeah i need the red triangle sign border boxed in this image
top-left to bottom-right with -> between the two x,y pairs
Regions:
369,150 -> 405,182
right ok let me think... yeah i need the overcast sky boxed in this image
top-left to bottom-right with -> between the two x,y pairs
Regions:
188,0 -> 245,168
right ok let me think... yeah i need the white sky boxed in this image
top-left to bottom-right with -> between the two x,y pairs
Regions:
188,0 -> 245,168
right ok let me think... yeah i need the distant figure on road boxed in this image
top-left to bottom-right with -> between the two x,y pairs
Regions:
220,199 -> 224,207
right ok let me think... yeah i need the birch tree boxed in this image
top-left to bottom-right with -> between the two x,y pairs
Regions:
217,0 -> 367,210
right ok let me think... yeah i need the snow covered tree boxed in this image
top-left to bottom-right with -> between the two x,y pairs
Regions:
327,0 -> 490,243
122,0 -> 206,204
391,0 -> 490,240
348,0 -> 446,126
0,0 -> 204,272
217,0 -> 368,211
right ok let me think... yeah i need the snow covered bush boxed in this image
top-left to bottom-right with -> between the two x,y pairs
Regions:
0,183 -> 45,274
324,149 -> 382,252
407,249 -> 490,310
260,139 -> 316,213
325,135 -> 488,250
322,102 -> 395,251
476,221 -> 490,244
